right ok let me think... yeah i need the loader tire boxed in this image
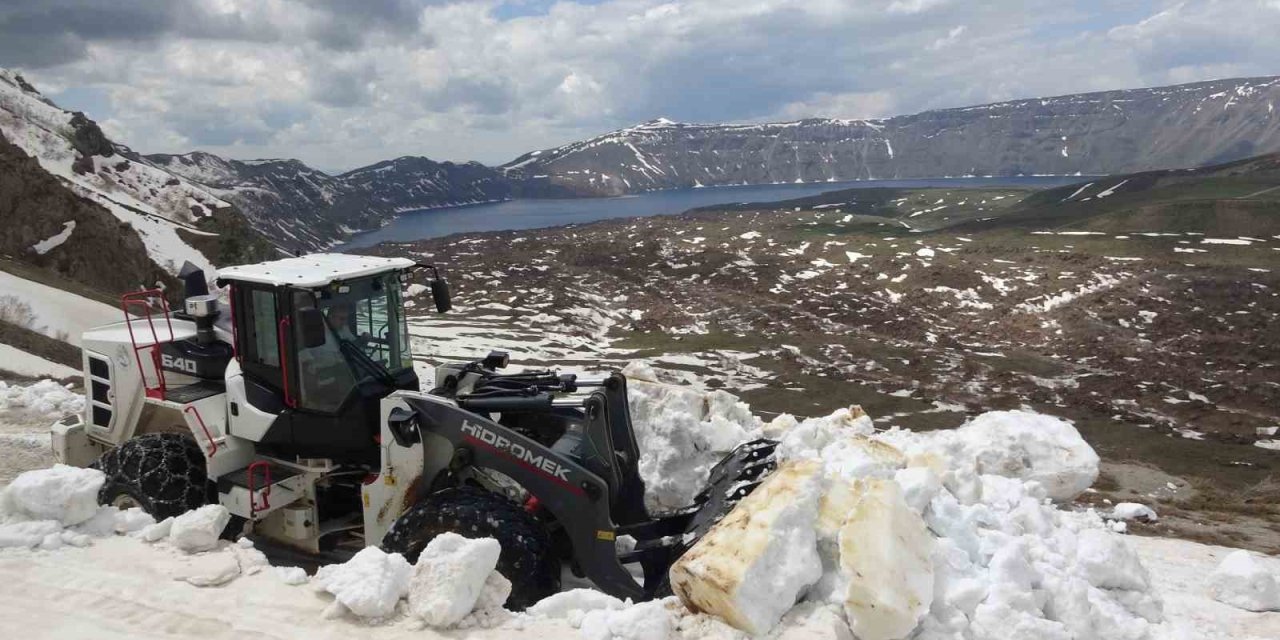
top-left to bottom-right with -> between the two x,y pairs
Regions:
92,433 -> 209,520
382,486 -> 560,609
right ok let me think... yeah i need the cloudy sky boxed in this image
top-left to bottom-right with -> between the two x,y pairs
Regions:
3,0 -> 1278,172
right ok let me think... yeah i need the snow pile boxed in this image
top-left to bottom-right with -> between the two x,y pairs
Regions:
1111,503 -> 1158,522
526,589 -> 628,627
407,532 -> 509,628
0,465 -> 154,550
0,380 -> 83,415
1208,550 -> 1280,612
669,460 -> 825,634
655,401 -> 1163,639
313,546 -> 413,619
876,410 -> 1100,501
580,599 -> 675,640
0,464 -> 103,525
168,504 -> 230,553
622,362 -> 763,510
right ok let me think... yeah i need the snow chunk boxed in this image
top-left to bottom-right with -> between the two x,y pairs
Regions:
169,504 -> 230,553
669,460 -> 824,635
526,589 -> 626,627
580,599 -> 674,640
113,507 -> 156,534
275,566 -> 310,586
1076,529 -> 1150,592
0,379 -> 85,414
1,464 -> 104,525
1208,550 -> 1280,612
314,546 -> 412,619
407,532 -> 504,627
836,479 -> 935,640
959,411 -> 1098,500
139,517 -> 174,542
0,519 -> 62,549
1111,503 -> 1158,522
172,549 -> 241,587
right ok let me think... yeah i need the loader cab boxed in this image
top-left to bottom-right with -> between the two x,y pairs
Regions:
216,254 -> 449,464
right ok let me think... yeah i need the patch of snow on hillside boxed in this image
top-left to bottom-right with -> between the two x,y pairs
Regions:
1096,180 -> 1129,198
30,221 -> 75,255
0,270 -> 120,346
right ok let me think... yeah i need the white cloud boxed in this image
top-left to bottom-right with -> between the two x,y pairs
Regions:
776,90 -> 897,121
7,0 -> 1280,171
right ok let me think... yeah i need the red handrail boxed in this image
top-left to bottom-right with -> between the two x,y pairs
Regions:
227,284 -> 240,362
120,289 -> 175,400
277,316 -> 296,408
184,406 -> 218,456
247,460 -> 271,517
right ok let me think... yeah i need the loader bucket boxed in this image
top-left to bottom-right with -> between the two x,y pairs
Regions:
617,437 -> 780,597
683,438 -> 780,540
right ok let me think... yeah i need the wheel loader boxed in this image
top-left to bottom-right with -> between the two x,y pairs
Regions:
50,253 -> 777,607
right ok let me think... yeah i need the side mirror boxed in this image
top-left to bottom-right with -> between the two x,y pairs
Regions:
431,278 -> 452,313
297,308 -> 327,348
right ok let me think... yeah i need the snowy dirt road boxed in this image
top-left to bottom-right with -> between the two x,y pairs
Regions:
0,536 -> 576,640
0,532 -> 1275,640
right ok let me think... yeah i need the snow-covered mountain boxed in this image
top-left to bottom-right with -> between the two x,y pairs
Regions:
503,77 -> 1280,196
0,70 -> 272,294
146,152 -> 529,252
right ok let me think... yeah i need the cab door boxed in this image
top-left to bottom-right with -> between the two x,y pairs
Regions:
230,283 -> 291,412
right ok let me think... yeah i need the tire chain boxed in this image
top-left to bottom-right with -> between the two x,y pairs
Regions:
93,433 -> 209,520
382,486 -> 560,609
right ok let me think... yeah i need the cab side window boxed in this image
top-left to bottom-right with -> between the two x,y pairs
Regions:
245,289 -> 280,367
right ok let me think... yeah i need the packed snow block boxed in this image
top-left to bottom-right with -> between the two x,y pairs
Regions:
579,599 -> 675,640
1208,549 -> 1280,612
956,410 -> 1099,501
313,546 -> 412,619
837,479 -> 935,640
1,464 -> 104,525
169,504 -> 230,553
669,460 -> 824,635
407,532 -> 503,627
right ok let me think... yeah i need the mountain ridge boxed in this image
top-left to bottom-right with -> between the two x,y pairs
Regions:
7,68 -> 1280,251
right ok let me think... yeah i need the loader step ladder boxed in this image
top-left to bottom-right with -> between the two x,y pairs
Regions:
216,462 -> 303,520
120,289 -> 175,400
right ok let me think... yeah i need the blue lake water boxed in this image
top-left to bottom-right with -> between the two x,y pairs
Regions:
341,176 -> 1084,248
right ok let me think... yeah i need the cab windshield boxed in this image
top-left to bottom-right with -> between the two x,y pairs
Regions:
294,273 -> 413,412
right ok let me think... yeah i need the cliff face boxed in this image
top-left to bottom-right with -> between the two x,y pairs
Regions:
502,77 -> 1280,196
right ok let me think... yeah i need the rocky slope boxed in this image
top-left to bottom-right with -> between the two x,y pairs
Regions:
503,77 -> 1280,196
0,70 -> 273,297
